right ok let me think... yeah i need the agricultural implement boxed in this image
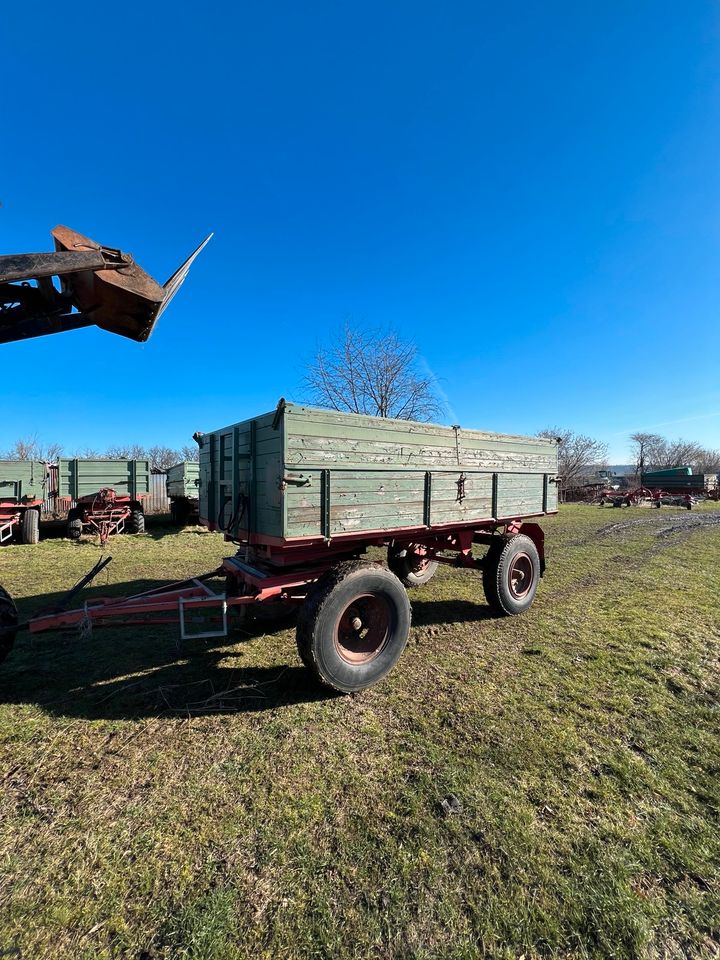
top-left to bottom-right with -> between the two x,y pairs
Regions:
66,488 -> 146,544
0,225 -> 211,344
0,460 -> 47,545
0,403 -> 559,693
597,487 -> 695,510
57,458 -> 151,543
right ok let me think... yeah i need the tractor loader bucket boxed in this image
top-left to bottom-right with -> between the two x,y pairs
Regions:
51,226 -> 213,342
0,225 -> 211,345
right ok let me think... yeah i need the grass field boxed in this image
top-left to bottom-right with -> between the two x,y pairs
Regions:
0,504 -> 719,959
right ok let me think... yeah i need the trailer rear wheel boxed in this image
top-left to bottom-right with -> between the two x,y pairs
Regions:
67,509 -> 83,540
126,507 -> 145,534
387,544 -> 438,587
0,585 -> 18,665
20,508 -> 40,545
483,534 -> 540,616
296,561 -> 411,693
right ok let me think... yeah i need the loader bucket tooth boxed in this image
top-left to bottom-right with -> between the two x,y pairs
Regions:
51,226 -> 211,343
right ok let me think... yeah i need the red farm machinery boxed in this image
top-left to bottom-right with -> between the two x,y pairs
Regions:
57,459 -> 151,544
0,460 -> 46,545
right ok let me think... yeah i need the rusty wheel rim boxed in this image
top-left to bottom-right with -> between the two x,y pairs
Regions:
410,554 -> 430,574
508,552 -> 534,600
334,593 -> 392,665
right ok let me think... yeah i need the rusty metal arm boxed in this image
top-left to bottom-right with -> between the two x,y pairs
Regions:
0,226 -> 212,345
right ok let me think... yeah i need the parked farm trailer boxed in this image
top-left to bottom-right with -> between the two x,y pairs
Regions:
166,461 -> 200,525
0,460 -> 47,545
0,404 -> 559,693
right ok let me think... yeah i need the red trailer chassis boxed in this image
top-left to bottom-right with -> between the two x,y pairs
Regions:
0,518 -> 548,693
0,499 -> 42,545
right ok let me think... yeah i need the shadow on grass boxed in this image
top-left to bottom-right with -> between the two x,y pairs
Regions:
0,578 -> 334,721
0,577 -> 499,721
411,598 -> 497,626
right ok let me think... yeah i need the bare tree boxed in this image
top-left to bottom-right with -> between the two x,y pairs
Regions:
538,427 -> 608,490
304,325 -> 443,421
1,435 -> 63,461
630,432 -> 713,476
629,432 -> 665,479
147,445 -> 181,472
180,444 -> 200,463
105,443 -> 148,461
695,448 -> 720,473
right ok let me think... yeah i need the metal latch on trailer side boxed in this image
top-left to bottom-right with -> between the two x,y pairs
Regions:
279,475 -> 312,491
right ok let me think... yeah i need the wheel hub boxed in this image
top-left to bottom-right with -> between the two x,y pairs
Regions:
508,552 -> 533,599
334,594 -> 391,665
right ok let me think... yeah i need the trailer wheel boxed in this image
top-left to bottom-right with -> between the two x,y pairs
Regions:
387,544 -> 438,587
483,534 -> 540,616
126,507 -> 145,534
0,585 -> 18,665
296,561 -> 411,693
20,508 -> 40,545
67,509 -> 83,540
171,498 -> 190,526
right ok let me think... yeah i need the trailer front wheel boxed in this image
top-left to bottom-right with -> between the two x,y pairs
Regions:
20,508 -> 40,545
296,561 -> 411,693
67,509 -> 83,540
483,534 -> 540,616
0,585 -> 18,665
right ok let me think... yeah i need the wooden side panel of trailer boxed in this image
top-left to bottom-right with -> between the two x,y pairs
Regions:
197,403 -> 558,542
0,460 -> 47,502
197,411 -> 284,540
166,461 -> 200,499
57,459 -> 151,500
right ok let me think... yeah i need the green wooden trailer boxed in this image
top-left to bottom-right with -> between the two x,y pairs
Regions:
189,400 -> 559,692
0,460 -> 46,545
0,404 -> 559,693
196,401 -> 558,543
166,461 -> 200,525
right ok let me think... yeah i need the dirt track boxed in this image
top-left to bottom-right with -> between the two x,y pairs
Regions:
597,509 -> 720,540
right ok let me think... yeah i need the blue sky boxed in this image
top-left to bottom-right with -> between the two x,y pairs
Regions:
3,2 -> 719,462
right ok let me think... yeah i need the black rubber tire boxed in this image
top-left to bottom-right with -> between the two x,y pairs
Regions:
296,561 -> 411,693
171,498 -> 191,526
20,508 -> 40,545
387,544 -> 439,587
0,584 -> 18,665
67,508 -> 83,540
126,507 -> 145,534
482,534 -> 541,616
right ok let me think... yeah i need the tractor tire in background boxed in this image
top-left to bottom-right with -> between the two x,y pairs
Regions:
387,543 -> 439,587
67,508 -> 83,540
296,560 -> 411,693
0,585 -> 18,665
19,508 -> 40,545
483,534 -> 541,616
126,507 -> 145,534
